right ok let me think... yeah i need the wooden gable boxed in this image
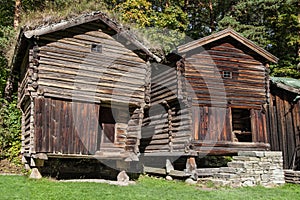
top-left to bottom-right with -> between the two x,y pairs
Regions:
178,28 -> 278,64
177,28 -> 278,109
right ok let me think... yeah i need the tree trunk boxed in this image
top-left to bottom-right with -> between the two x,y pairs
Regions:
208,0 -> 215,32
14,0 -> 21,29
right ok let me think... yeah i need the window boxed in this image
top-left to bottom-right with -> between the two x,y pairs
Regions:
91,44 -> 102,53
232,108 -> 252,142
222,71 -> 232,79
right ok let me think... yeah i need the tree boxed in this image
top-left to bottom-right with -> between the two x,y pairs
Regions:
0,0 -> 15,96
113,0 -> 188,54
14,0 -> 21,28
218,0 -> 300,78
0,0 -> 14,27
268,0 -> 300,78
185,0 -> 238,39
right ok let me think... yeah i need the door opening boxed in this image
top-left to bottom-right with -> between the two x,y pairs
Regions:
231,108 -> 252,142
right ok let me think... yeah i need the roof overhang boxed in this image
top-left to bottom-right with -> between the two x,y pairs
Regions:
177,28 -> 278,64
15,11 -> 161,64
270,77 -> 300,95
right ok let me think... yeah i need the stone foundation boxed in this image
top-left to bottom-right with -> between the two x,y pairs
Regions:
207,151 -> 285,187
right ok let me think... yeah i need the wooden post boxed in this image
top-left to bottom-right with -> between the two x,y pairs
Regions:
125,106 -> 143,161
163,101 -> 173,152
265,64 -> 270,104
185,157 -> 198,180
144,61 -> 151,105
29,97 -> 35,154
176,59 -> 185,100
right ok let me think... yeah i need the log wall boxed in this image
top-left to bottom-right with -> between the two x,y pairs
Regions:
20,96 -> 33,155
268,87 -> 300,169
184,39 -> 269,146
34,22 -> 148,105
141,64 -> 193,154
184,39 -> 268,109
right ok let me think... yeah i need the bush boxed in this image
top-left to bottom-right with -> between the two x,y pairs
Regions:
0,95 -> 21,164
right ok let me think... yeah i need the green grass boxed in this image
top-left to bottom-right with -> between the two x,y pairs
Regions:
1,175 -> 300,200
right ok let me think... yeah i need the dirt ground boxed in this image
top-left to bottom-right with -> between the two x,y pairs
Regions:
0,159 -> 24,174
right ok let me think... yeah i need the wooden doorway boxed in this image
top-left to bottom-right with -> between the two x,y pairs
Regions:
98,106 -> 116,150
231,108 -> 252,142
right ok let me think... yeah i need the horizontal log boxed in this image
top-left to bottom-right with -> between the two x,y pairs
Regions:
152,66 -> 176,79
141,139 -> 169,145
188,81 -> 266,92
150,133 -> 169,140
38,73 -> 145,92
186,58 -> 265,73
188,53 -> 262,65
186,77 -> 266,89
151,85 -> 178,99
143,166 -> 166,174
143,120 -> 168,128
191,89 -> 266,99
206,49 -> 257,60
42,88 -> 142,106
185,65 -> 265,77
151,74 -> 177,89
151,91 -> 178,103
38,50 -> 148,74
191,140 -> 270,148
143,166 -> 190,177
185,72 -> 265,84
38,79 -> 144,99
151,97 -> 181,106
38,59 -> 146,80
42,38 -> 146,64
144,144 -> 170,151
191,98 -> 265,107
171,137 -> 190,143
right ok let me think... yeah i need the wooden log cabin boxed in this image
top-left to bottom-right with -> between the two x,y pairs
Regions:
10,12 -> 161,173
268,77 -> 300,169
141,28 -> 279,159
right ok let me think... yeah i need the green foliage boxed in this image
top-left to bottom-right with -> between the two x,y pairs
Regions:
0,96 -> 21,163
21,0 -> 108,28
0,56 -> 8,95
0,0 -> 14,26
0,1 -> 19,164
0,26 -> 15,51
115,0 -> 152,27
113,0 -> 188,53
186,0 -> 239,38
0,25 -> 16,97
202,156 -> 232,167
218,0 -> 300,78
267,0 -> 300,78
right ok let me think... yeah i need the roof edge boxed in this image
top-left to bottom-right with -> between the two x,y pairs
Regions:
23,11 -> 161,62
178,28 -> 278,64
270,77 -> 300,94
24,12 -> 105,38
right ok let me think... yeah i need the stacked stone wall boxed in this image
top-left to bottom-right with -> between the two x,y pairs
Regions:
209,151 -> 285,187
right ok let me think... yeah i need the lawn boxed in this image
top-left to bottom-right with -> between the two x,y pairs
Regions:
0,175 -> 300,200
